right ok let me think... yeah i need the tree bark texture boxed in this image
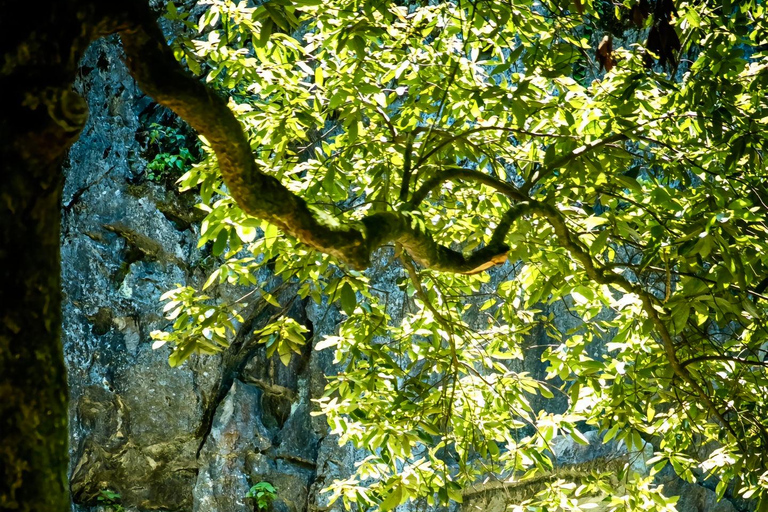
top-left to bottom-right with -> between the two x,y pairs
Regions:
0,2 -> 91,509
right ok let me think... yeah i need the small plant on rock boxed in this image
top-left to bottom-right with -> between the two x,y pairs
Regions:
144,122 -> 199,183
97,489 -> 124,512
245,481 -> 276,512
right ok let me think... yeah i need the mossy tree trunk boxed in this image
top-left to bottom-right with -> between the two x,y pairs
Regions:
0,132 -> 71,512
0,2 -> 92,509
0,104 -> 77,511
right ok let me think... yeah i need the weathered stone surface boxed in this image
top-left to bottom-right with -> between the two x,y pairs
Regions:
656,468 -> 741,512
63,36 -> 209,512
194,379 -> 272,512
62,36 -> 333,510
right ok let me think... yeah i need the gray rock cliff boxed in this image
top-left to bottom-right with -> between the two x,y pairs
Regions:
62,36 -> 344,512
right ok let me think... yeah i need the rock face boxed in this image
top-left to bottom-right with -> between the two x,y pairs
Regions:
61,33 -> 746,512
63,36 -> 198,511
62,37 -> 343,512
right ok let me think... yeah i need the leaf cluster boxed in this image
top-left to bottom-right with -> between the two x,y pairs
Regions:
144,122 -> 200,183
151,0 -> 768,510
246,481 -> 277,511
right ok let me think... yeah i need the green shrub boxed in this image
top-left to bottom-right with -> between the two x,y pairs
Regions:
97,489 -> 123,512
144,123 -> 199,183
245,482 -> 276,511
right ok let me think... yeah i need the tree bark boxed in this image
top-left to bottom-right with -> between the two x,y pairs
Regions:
0,142 -> 70,512
0,96 -> 80,511
0,2 -> 91,509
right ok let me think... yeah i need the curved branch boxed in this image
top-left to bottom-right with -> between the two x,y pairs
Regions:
361,212 -> 510,273
116,3 -> 512,274
681,355 -> 768,368
409,132 -> 629,205
521,133 -> 628,194
409,166 -> 527,207
529,201 -> 742,445
412,125 -> 574,172
373,203 -> 532,273
118,7 -> 368,264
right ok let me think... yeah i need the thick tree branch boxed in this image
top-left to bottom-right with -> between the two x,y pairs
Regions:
408,166 -> 527,206
369,204 -> 532,273
361,212 -> 510,273
118,5 -> 371,267
116,3 -> 512,274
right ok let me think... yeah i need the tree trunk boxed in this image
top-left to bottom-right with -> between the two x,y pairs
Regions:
0,104 -> 77,511
0,2 -> 91,509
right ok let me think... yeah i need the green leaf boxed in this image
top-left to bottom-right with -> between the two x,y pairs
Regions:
203,268 -> 221,290
314,337 -> 338,351
380,485 -> 403,511
340,282 -> 357,315
277,341 -> 292,366
264,3 -> 289,31
569,427 -> 590,446
258,18 -> 273,47
260,290 -> 280,307
169,342 -> 195,368
212,228 -> 228,256
603,423 -> 620,443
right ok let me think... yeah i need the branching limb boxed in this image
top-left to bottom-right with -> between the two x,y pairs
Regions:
529,201 -> 742,445
399,134 -> 414,202
118,3 -> 371,265
411,125 -> 576,173
116,1 -> 513,274
117,8 -> 740,431
408,166 -> 527,206
606,262 -> 768,301
681,355 -> 768,368
521,133 -> 628,194
368,204 -> 531,274
400,250 -> 450,326
361,212 -> 511,274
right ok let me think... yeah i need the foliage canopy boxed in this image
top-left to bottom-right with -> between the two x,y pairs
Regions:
149,0 -> 768,510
